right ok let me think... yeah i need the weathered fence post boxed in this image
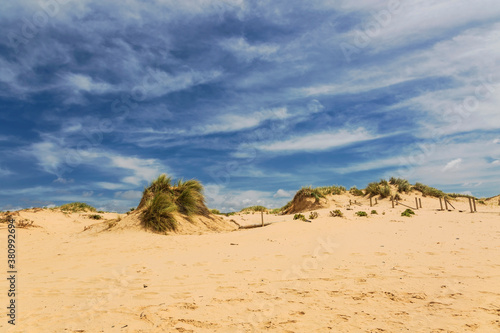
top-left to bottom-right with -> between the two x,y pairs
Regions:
444,199 -> 448,211
415,197 -> 419,210
261,211 -> 264,226
391,196 -> 395,208
439,197 -> 443,211
419,198 -> 422,209
468,197 -> 473,213
473,198 -> 477,212
370,197 -> 373,207
375,198 -> 378,205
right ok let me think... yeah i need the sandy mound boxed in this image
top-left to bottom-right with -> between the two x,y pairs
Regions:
85,209 -> 237,235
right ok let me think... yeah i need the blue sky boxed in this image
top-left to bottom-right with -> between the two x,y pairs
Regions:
1,0 -> 500,212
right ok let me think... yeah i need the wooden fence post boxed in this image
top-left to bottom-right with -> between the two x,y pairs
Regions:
391,196 -> 395,208
444,199 -> 448,211
419,198 -> 422,209
468,197 -> 473,213
261,211 -> 264,226
370,197 -> 373,207
439,197 -> 443,211
473,198 -> 477,212
375,198 -> 378,205
415,197 -> 419,210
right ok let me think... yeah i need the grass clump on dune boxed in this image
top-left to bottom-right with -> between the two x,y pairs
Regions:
349,186 -> 364,196
139,174 -> 209,233
142,192 -> 178,232
413,182 -> 446,198
389,177 -> 412,193
59,202 -> 96,213
241,205 -> 267,212
364,181 -> 391,198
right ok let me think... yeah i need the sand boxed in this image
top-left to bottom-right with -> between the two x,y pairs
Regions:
1,196 -> 500,332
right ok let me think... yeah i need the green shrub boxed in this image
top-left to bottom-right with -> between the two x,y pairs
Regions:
293,213 -> 306,221
142,192 -> 178,232
379,179 -> 389,186
401,209 -> 415,217
329,210 -> 343,217
129,208 -> 135,212
308,212 -> 319,219
88,214 -> 102,220
270,208 -> 282,214
349,186 -> 364,196
371,210 -> 378,215
59,202 -> 96,213
210,209 -> 221,214
97,210 -> 105,214
356,211 -> 368,217
478,200 -> 486,205
222,212 -> 236,216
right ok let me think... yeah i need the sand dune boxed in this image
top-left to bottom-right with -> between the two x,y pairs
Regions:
1,195 -> 500,332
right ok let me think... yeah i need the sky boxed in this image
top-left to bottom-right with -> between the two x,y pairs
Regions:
1,0 -> 500,212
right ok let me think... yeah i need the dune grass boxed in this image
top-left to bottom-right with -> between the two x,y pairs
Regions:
364,181 -> 391,198
140,174 -> 208,232
389,177 -> 412,193
241,205 -> 267,212
59,202 -> 96,213
142,192 -> 178,232
349,186 -> 364,196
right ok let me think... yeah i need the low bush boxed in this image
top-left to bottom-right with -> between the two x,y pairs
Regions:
356,211 -> 368,217
210,209 -> 221,214
401,209 -> 415,217
308,212 -> 319,219
88,214 -> 102,220
329,210 -> 343,217
293,213 -> 307,221
371,210 -> 378,215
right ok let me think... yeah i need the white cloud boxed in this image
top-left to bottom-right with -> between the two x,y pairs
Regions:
273,189 -> 294,198
82,191 -> 94,197
96,182 -> 129,190
63,73 -> 113,94
0,167 -> 13,177
442,158 -> 463,172
220,37 -> 279,62
256,128 -> 375,152
114,190 -> 142,200
109,156 -> 165,185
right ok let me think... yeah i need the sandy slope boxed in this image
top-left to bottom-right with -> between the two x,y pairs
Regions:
1,197 -> 499,332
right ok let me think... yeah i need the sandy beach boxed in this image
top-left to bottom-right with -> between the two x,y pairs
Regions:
1,195 -> 499,332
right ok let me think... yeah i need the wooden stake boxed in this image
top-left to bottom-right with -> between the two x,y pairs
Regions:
261,211 -> 264,226
468,197 -> 473,213
391,196 -> 395,208
439,197 -> 443,211
444,199 -> 448,211
370,197 -> 373,207
473,198 -> 477,212
419,198 -> 422,209
415,197 -> 419,210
